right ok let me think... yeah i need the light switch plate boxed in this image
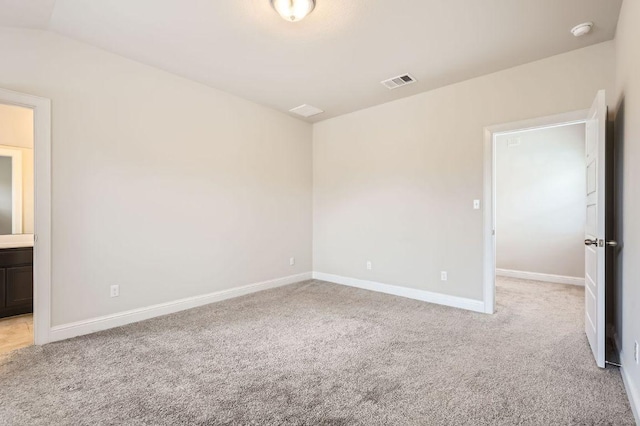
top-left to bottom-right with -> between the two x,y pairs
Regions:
473,200 -> 481,210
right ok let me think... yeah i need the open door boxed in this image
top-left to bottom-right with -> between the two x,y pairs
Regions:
584,90 -> 612,368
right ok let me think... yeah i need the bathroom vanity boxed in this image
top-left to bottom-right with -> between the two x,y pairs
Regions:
0,142 -> 35,319
0,247 -> 33,319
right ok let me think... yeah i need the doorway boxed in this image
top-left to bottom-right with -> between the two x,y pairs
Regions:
0,88 -> 51,350
482,109 -> 589,314
0,103 -> 35,355
495,122 -> 587,285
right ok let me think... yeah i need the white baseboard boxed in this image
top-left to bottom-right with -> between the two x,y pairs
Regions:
312,272 -> 485,313
49,272 -> 312,343
621,363 -> 640,426
496,268 -> 584,286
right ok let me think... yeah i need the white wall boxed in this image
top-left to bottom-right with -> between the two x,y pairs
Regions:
313,41 -> 614,301
495,124 -> 585,278
0,104 -> 34,234
0,28 -> 312,326
614,0 -> 640,420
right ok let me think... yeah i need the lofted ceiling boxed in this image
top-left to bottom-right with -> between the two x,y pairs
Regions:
0,0 -> 623,122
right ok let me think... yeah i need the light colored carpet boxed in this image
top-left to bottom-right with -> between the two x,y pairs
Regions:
0,278 -> 634,425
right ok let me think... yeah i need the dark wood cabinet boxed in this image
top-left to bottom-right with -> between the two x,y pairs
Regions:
0,247 -> 33,318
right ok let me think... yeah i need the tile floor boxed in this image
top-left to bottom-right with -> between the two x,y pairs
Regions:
0,314 -> 33,356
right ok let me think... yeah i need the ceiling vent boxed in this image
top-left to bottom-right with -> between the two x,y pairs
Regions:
507,137 -> 522,147
289,104 -> 324,118
381,74 -> 417,90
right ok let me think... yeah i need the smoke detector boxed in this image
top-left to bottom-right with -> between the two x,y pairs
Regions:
381,74 -> 417,90
289,104 -> 324,118
571,22 -> 593,37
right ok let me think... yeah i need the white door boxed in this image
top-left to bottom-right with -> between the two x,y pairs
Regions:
584,90 -> 607,368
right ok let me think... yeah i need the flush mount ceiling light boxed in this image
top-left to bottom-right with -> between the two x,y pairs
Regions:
271,0 -> 316,22
571,22 -> 593,37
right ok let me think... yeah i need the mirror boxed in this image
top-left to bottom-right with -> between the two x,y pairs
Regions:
0,148 -> 23,235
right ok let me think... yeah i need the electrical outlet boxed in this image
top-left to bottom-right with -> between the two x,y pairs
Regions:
289,257 -> 295,266
110,285 -> 119,298
366,261 -> 372,270
473,200 -> 481,210
635,341 -> 639,364
441,271 -> 448,281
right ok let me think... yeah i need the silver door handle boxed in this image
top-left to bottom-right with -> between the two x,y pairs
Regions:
585,239 -> 598,246
606,240 -> 618,247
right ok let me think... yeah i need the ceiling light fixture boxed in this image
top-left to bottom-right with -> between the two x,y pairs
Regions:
571,22 -> 593,37
271,0 -> 316,22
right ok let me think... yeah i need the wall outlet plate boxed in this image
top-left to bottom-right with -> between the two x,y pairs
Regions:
110,285 -> 119,298
289,257 -> 295,266
635,341 -> 639,364
366,261 -> 372,270
441,271 -> 448,281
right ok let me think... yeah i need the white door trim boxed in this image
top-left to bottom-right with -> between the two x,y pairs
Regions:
482,109 -> 589,314
0,88 -> 52,345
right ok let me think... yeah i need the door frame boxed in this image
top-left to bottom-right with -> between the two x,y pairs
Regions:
482,109 -> 589,314
0,88 -> 52,345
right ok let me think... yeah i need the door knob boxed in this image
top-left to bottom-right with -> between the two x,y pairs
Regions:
585,239 -> 598,246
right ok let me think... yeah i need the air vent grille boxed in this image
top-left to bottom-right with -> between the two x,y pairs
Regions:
507,137 -> 522,147
381,74 -> 417,90
289,104 -> 324,118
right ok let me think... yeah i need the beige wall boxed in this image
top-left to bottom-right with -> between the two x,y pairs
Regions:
614,0 -> 640,417
313,41 -> 614,301
0,103 -> 33,148
0,28 -> 312,326
0,104 -> 34,234
496,124 -> 586,278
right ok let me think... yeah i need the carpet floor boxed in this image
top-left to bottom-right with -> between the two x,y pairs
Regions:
0,278 -> 634,425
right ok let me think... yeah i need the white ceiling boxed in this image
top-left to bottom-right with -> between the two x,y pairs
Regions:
0,0 -> 623,122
